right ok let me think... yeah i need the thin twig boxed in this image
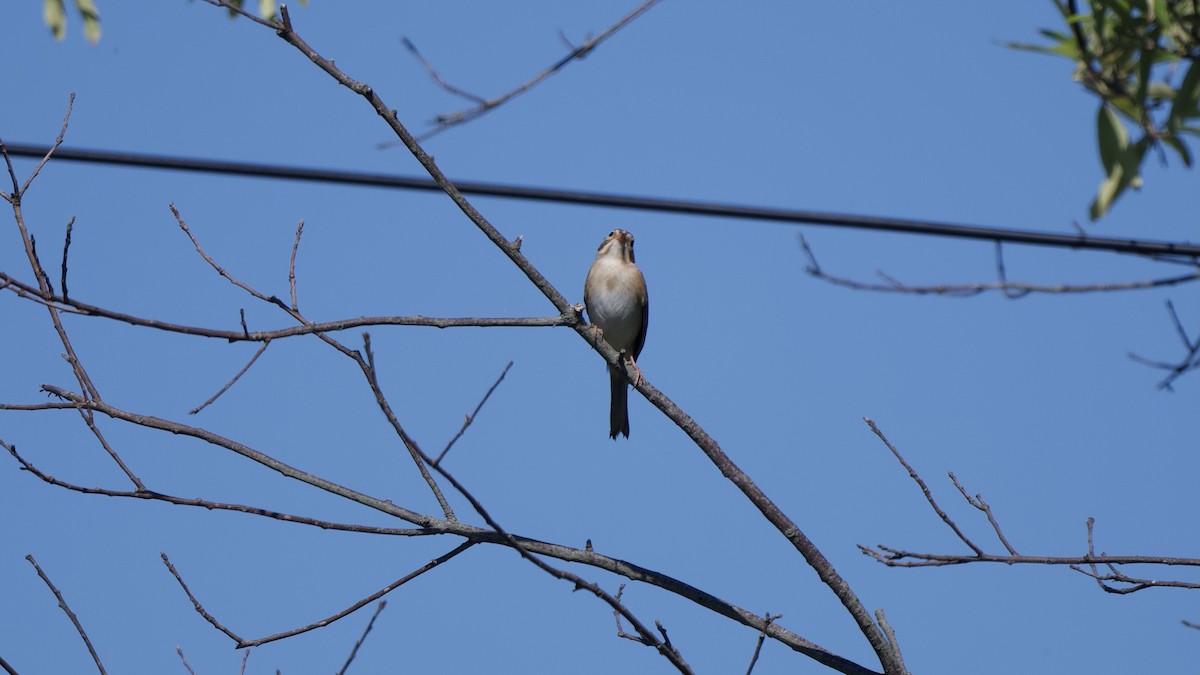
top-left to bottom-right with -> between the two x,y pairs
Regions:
162,544 -> 471,648
176,646 -> 196,675
336,601 -> 387,675
19,93 -> 75,196
865,418 -> 984,556
161,553 -> 242,643
189,341 -> 271,414
5,437 -> 433,535
0,274 -> 566,337
874,609 -> 903,667
34,386 -> 440,527
362,333 -> 456,521
947,472 -> 1019,556
744,612 -> 781,675
26,555 -> 107,675
171,203 -> 457,517
60,216 -> 75,302
434,361 -> 514,465
0,138 -> 21,199
289,220 -> 303,311
392,0 -> 664,142
800,233 -> 1200,297
1128,299 -> 1200,389
407,428 -> 694,672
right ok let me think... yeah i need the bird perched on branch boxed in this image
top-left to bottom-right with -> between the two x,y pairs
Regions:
584,229 -> 649,439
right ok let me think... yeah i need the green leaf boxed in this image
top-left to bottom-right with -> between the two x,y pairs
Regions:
1090,135 -> 1149,220
44,0 -> 66,40
1162,134 -> 1193,167
1167,58 -> 1200,134
1096,103 -> 1128,174
259,0 -> 276,20
76,0 -> 100,44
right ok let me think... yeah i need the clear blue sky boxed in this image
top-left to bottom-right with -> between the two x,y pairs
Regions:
2,2 -> 1197,674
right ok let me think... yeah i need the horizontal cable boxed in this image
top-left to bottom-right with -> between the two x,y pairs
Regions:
4,143 -> 1198,259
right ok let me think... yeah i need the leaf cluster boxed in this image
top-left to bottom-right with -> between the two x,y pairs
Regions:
1010,0 -> 1200,219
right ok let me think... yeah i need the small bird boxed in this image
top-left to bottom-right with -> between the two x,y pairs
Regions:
584,229 -> 649,439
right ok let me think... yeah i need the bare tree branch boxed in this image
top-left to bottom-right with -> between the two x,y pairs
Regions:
865,419 -> 984,556
434,360 -> 514,465
392,0 -> 664,142
0,272 -> 567,338
175,645 -> 196,675
26,555 -> 107,675
860,423 -> 1200,592
163,544 -> 471,648
744,612 -> 781,675
59,215 -> 74,302
336,601 -> 387,675
189,341 -> 271,414
1128,299 -> 1200,390
800,233 -> 1200,297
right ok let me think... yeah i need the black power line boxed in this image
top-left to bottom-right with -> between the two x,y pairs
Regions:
4,143 -> 1198,259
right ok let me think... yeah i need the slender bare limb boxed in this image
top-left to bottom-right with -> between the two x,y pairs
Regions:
360,333 -> 456,520
189,341 -> 271,414
60,216 -> 75,302
0,655 -> 18,675
3,439 -> 432,536
947,472 -> 1019,556
18,94 -> 75,196
865,419 -> 983,556
175,646 -> 196,675
418,455 -> 694,674
336,601 -> 387,675
289,219 -> 303,311
393,0 -> 664,142
0,273 -> 566,337
800,233 -> 1200,297
434,361 -> 514,465
170,204 -> 456,518
1128,299 -> 1200,390
744,612 -> 781,675
160,553 -> 241,643
26,555 -> 107,675
860,431 -> 1200,591
163,544 -> 470,649
0,139 -> 20,200
35,386 -> 441,526
4,102 -> 148,491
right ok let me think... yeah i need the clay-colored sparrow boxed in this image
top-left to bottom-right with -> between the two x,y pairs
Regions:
584,229 -> 649,439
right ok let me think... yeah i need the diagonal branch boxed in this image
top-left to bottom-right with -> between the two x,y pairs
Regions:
395,0 -> 663,142
26,555 -> 107,675
434,360 -> 514,465
859,425 -> 1200,592
800,233 -> 1200,297
0,272 -> 566,338
865,419 -> 984,556
336,601 -> 387,675
162,543 -> 472,648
